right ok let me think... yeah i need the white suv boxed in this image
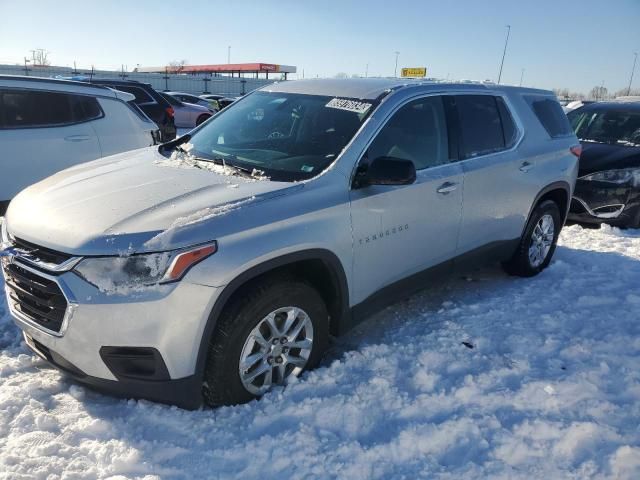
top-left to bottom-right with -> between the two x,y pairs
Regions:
0,75 -> 159,214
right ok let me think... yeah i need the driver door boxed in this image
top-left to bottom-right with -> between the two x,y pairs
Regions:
349,95 -> 464,304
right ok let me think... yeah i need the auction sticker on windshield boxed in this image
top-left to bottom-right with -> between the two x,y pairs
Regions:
326,98 -> 372,114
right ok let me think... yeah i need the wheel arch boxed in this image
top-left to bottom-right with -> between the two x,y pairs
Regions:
523,181 -> 571,233
193,249 -> 350,382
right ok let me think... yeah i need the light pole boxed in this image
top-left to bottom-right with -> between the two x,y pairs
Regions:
23,57 -> 31,76
519,68 -> 525,87
227,46 -> 231,64
394,51 -> 400,77
497,24 -> 511,84
628,52 -> 638,96
365,63 -> 369,78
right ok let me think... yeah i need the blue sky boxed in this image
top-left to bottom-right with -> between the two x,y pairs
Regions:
1,0 -> 638,93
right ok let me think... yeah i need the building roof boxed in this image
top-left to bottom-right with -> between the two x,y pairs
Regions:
136,63 -> 296,74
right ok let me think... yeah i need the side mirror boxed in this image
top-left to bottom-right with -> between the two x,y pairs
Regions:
355,156 -> 416,188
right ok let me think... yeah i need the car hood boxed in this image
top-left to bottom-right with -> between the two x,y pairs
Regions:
578,142 -> 640,176
6,147 -> 298,255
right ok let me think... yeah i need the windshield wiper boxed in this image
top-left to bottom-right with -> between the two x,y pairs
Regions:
208,157 -> 262,179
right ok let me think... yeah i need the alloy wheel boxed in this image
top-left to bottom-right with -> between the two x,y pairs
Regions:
238,306 -> 314,395
528,214 -> 555,268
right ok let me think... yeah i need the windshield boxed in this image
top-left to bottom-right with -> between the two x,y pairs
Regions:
568,109 -> 640,146
185,91 -> 377,181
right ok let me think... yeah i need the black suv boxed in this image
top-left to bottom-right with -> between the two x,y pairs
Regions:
567,101 -> 640,228
79,78 -> 176,142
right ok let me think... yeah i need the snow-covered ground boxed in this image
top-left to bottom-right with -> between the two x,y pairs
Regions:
1,224 -> 639,479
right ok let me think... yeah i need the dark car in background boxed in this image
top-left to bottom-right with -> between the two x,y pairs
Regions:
567,101 -> 640,227
78,78 -> 177,142
217,97 -> 238,110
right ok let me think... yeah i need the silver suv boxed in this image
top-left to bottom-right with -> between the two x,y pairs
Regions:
1,79 -> 579,408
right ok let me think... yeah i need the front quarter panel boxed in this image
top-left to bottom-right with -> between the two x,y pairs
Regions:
183,171 -> 354,298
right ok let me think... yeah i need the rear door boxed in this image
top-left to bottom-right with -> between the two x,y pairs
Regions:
349,95 -> 464,303
0,89 -> 101,201
453,94 -> 533,254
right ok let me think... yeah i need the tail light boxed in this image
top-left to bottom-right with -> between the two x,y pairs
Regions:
165,106 -> 175,118
570,145 -> 582,158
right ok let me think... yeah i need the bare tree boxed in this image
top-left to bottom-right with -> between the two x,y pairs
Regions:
31,48 -> 50,66
168,59 -> 188,73
590,85 -> 608,101
614,87 -> 640,98
334,72 -> 349,79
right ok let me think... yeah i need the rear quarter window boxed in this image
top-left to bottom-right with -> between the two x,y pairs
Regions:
524,95 -> 573,138
496,97 -> 518,148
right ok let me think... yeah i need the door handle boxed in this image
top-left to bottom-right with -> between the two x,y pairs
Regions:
64,135 -> 91,142
436,182 -> 458,194
519,161 -> 533,172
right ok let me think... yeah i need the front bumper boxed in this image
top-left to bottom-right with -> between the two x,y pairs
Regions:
22,331 -> 203,409
2,252 -> 221,409
567,179 -> 640,227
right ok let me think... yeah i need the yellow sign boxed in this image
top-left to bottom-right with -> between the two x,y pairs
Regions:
401,67 -> 427,78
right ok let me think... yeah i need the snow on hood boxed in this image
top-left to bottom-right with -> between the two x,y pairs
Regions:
5,147 -> 296,255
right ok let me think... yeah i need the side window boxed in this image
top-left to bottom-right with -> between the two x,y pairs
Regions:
455,95 -> 505,158
524,95 -> 573,138
113,86 -> 154,104
0,90 -> 74,128
496,97 -> 518,148
70,95 -> 103,122
367,96 -> 449,170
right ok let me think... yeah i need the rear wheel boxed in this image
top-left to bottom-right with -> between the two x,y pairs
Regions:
202,279 -> 328,407
503,200 -> 561,277
196,114 -> 211,126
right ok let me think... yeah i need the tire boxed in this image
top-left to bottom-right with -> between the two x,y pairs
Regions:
196,114 -> 210,126
202,278 -> 329,407
503,200 -> 562,277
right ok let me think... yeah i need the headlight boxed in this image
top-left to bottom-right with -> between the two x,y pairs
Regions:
580,168 -> 640,185
73,243 -> 216,293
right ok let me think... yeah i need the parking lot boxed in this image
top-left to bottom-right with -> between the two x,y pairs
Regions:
1,224 -> 639,479
3,1 -> 640,478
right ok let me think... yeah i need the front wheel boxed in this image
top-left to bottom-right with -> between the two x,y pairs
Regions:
503,200 -> 562,277
202,279 -> 328,407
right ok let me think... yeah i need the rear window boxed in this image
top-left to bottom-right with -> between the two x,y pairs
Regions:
525,95 -> 573,138
111,85 -> 154,104
0,90 -> 103,128
455,95 -> 505,158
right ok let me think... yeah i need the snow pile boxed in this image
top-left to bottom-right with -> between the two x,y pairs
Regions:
0,224 -> 639,479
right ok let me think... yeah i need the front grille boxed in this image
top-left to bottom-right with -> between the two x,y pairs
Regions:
11,237 -> 72,266
2,261 -> 68,333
